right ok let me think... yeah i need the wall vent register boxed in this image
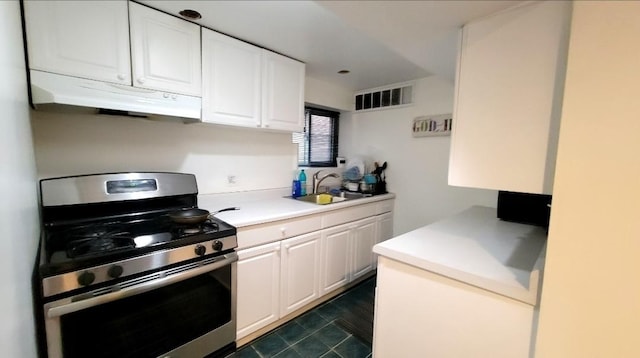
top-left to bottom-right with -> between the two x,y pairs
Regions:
355,83 -> 413,111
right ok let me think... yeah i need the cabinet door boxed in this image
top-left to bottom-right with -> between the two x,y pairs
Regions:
374,212 -> 394,266
351,217 -> 377,280
262,50 -> 305,132
24,0 -> 131,85
376,212 -> 394,244
280,232 -> 321,316
320,223 -> 352,294
236,242 -> 281,339
129,2 -> 201,96
202,28 -> 262,127
449,1 -> 571,194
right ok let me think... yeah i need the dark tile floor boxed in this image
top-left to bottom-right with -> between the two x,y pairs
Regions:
229,276 -> 376,358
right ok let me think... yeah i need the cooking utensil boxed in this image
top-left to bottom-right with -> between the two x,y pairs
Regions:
371,161 -> 387,183
380,161 -> 387,182
168,207 -> 239,225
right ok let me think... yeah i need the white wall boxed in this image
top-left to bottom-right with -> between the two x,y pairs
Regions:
536,2 -> 640,357
340,76 -> 497,235
305,75 -> 353,111
0,1 -> 39,357
31,111 -> 298,194
31,76 -> 354,195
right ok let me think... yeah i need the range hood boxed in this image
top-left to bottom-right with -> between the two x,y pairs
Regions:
29,70 -> 202,120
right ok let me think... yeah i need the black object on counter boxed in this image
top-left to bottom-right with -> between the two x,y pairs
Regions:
497,191 -> 552,227
372,161 -> 388,195
167,207 -> 239,225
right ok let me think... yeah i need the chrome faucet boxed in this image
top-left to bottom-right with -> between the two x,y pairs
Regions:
313,170 -> 339,194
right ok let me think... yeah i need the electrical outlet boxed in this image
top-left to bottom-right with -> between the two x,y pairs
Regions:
227,175 -> 237,185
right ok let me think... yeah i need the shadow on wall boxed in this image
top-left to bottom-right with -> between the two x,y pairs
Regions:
30,110 -> 297,194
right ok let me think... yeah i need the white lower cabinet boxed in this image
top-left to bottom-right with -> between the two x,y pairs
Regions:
236,242 -> 281,340
376,212 -> 394,245
237,199 -> 394,341
374,212 -> 394,266
320,224 -> 351,294
236,232 -> 321,340
320,217 -> 378,293
280,232 -> 321,316
352,217 -> 378,280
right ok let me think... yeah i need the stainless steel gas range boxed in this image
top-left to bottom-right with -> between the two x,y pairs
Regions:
35,172 -> 238,358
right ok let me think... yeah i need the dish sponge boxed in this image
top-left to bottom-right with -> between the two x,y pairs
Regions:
316,194 -> 333,205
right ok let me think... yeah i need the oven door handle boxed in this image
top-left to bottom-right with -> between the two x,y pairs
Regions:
46,252 -> 237,319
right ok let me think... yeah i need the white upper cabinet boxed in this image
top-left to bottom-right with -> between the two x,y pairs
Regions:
202,28 -> 262,127
202,28 -> 305,132
24,0 -> 131,85
449,1 -> 571,195
262,50 -> 305,132
129,2 -> 201,96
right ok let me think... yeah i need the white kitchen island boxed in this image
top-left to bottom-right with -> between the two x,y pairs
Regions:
372,206 -> 547,358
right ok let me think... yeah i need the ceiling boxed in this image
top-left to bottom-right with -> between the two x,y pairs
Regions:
138,0 -> 524,92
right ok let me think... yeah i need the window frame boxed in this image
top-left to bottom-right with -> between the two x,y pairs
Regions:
296,106 -> 340,168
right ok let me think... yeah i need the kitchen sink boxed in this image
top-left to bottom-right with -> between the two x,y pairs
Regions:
289,191 -> 369,205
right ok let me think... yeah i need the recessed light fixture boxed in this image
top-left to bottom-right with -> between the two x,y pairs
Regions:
338,70 -> 350,74
179,9 -> 202,20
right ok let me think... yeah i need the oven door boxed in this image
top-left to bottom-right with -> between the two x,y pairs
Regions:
43,253 -> 237,358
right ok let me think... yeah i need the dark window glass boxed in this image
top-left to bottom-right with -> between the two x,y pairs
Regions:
372,92 -> 381,108
381,90 -> 391,106
363,93 -> 372,109
355,94 -> 363,111
391,88 -> 401,105
293,107 -> 339,167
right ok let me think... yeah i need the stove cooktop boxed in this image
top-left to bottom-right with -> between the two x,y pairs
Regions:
40,214 -> 237,277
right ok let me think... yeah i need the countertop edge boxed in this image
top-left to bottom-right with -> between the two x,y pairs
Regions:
373,206 -> 546,306
374,246 -> 540,305
199,190 -> 395,228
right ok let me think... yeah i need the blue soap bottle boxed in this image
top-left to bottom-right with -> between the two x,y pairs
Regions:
292,179 -> 301,197
299,170 -> 307,196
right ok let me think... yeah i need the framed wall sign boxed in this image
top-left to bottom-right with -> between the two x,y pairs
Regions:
412,113 -> 452,137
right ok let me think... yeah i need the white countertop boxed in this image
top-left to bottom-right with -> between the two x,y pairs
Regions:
198,189 -> 395,228
373,206 -> 547,305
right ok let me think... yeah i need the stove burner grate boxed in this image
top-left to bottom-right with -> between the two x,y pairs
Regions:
177,220 -> 220,236
182,227 -> 202,235
66,232 -> 135,259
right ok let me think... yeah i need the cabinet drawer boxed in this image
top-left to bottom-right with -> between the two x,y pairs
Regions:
237,215 -> 322,249
322,203 -> 377,228
237,242 -> 281,260
376,200 -> 394,215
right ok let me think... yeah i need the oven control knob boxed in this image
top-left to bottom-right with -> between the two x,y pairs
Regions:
77,271 -> 95,286
195,244 -> 206,256
108,265 -> 124,279
212,240 -> 223,251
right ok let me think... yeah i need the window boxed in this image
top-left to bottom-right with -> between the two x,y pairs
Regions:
354,83 -> 413,111
293,107 -> 339,167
